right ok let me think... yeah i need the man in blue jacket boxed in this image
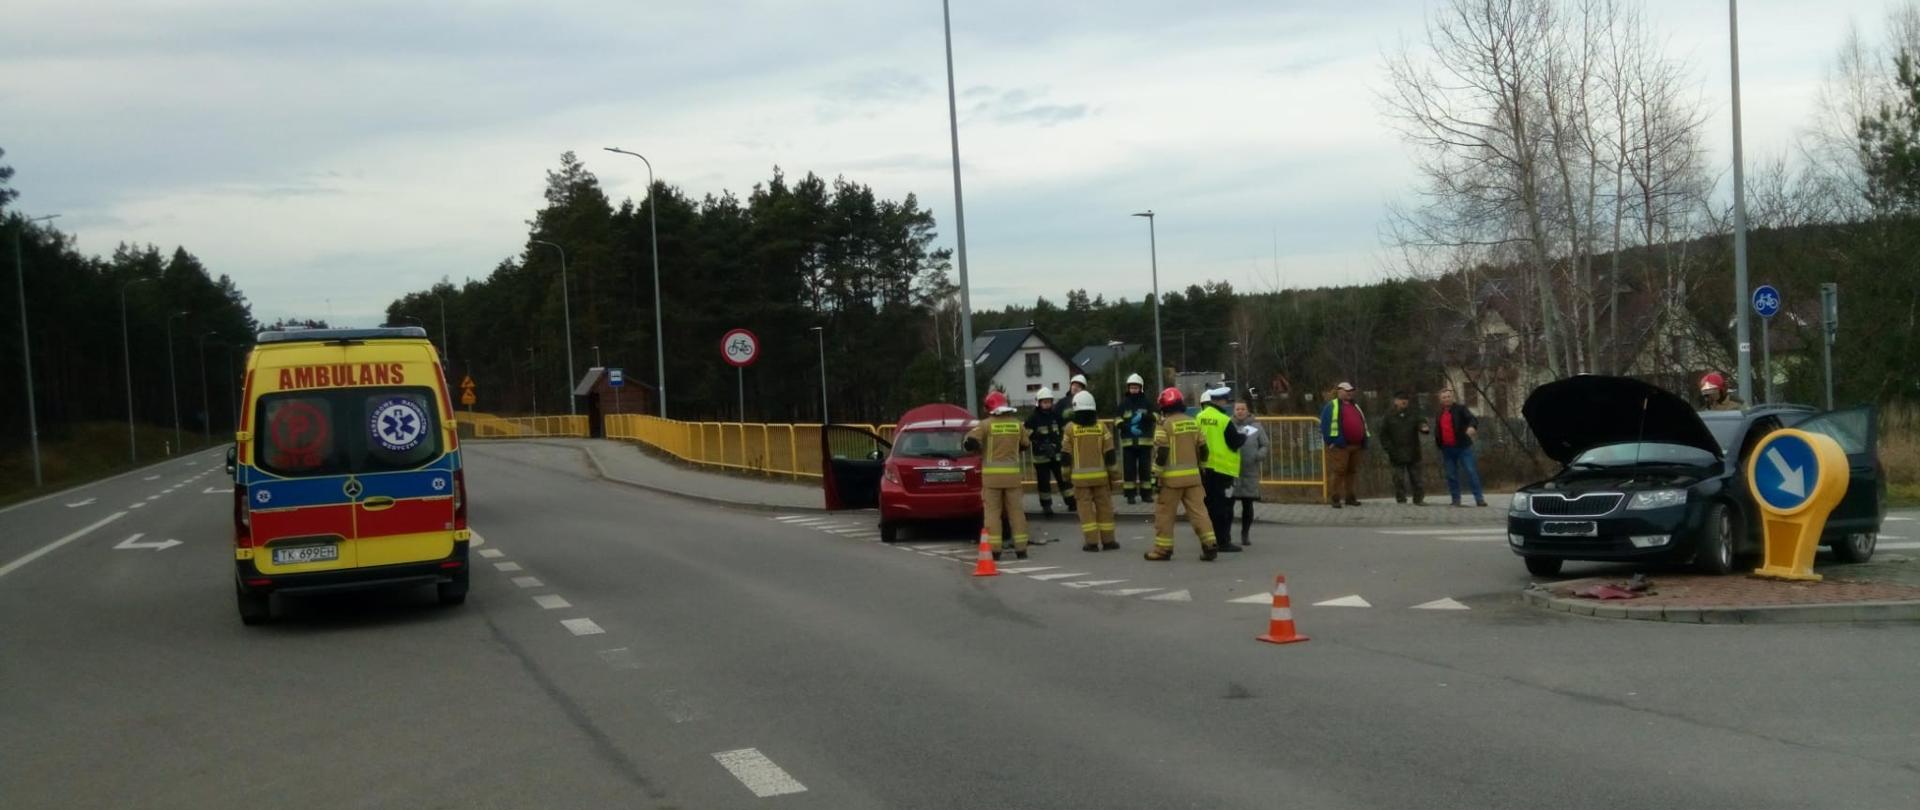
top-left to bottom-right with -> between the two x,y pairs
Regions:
1319,382 -> 1368,508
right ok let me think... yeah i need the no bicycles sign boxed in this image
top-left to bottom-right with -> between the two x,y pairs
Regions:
721,328 -> 760,367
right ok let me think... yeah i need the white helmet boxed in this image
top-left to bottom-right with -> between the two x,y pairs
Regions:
1070,374 -> 1088,386
1070,391 -> 1097,413
1125,373 -> 1145,387
1034,386 -> 1055,402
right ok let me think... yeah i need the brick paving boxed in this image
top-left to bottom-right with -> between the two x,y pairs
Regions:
1547,572 -> 1920,607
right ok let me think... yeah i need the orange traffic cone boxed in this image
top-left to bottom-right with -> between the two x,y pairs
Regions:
1255,574 -> 1309,645
971,530 -> 999,578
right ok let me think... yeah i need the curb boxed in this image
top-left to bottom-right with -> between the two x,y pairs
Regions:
1520,587 -> 1920,624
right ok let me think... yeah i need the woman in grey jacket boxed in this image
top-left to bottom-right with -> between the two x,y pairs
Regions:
1229,401 -> 1268,546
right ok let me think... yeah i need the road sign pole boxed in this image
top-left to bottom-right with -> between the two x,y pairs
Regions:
737,366 -> 745,425
1820,283 -> 1838,410
1760,316 -> 1771,405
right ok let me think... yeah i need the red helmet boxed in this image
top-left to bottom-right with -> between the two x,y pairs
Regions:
1156,387 -> 1185,411
1699,372 -> 1726,393
983,391 -> 1009,413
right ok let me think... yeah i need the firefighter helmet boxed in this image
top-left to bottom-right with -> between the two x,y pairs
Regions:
1069,374 -> 1089,388
1125,373 -> 1145,387
1157,387 -> 1185,411
1699,371 -> 1726,393
1035,386 -> 1056,403
1070,391 -> 1097,413
984,390 -> 1011,414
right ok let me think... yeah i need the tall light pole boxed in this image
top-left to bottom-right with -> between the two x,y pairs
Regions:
12,213 -> 58,486
121,277 -> 151,463
1106,339 -> 1124,405
531,239 -> 576,416
1229,340 -> 1242,396
198,331 -> 215,445
527,345 -> 538,415
603,147 -> 668,418
592,344 -> 602,369
437,290 -> 449,366
940,0 -> 980,416
1131,211 -> 1165,391
811,326 -> 829,425
1728,0 -> 1754,403
164,311 -> 188,454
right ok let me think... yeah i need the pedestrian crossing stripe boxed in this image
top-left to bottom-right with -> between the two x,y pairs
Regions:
998,566 -> 1060,574
1145,590 -> 1193,602
1097,588 -> 1164,597
1063,579 -> 1129,589
1227,593 -> 1272,604
1027,572 -> 1092,581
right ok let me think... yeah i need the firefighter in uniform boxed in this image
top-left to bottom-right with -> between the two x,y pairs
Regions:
1026,387 -> 1075,519
1115,373 -> 1156,504
1061,390 -> 1120,552
1148,387 -> 1219,561
965,391 -> 1032,560
1067,373 -> 1090,400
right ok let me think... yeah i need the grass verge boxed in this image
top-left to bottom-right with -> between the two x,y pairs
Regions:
0,422 -> 228,507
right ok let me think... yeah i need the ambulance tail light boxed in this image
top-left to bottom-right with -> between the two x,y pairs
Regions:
233,486 -> 252,546
452,470 -> 468,530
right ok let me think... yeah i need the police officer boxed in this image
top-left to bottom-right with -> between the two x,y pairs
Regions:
1025,387 -> 1075,520
965,391 -> 1032,560
1148,387 -> 1219,561
1194,385 -> 1246,552
1115,373 -> 1156,504
1061,391 -> 1120,552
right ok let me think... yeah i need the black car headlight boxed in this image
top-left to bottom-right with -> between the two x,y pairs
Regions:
1626,489 -> 1687,510
1508,492 -> 1530,513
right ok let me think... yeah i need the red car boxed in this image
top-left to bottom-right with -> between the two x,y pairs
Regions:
822,404 -> 982,543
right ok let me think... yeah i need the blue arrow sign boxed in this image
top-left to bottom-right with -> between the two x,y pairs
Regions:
608,368 -> 624,388
1753,433 -> 1819,510
1752,284 -> 1781,319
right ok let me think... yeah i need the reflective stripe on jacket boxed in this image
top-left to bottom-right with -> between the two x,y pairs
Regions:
1154,413 -> 1206,488
966,415 -> 1029,489
1068,423 -> 1116,483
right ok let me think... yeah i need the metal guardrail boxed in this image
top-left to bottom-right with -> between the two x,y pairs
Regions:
471,412 -> 1325,496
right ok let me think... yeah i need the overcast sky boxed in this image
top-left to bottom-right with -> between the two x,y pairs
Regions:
0,0 -> 1898,327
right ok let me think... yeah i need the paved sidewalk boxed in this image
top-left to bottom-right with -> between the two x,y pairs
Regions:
529,438 -> 1507,528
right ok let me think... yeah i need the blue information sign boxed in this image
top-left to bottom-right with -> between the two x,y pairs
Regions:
1752,285 -> 1780,319
608,367 -> 624,388
1752,432 -> 1819,510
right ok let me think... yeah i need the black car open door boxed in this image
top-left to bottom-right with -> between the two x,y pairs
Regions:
821,425 -> 891,510
1791,406 -> 1885,544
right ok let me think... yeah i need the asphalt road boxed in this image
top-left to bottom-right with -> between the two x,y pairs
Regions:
2,441 -> 1917,809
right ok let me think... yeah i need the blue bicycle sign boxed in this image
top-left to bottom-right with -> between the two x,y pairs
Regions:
1752,285 -> 1781,319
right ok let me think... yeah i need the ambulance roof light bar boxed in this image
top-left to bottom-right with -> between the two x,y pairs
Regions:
255,326 -> 428,345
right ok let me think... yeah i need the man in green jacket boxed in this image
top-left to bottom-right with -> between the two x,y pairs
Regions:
1377,391 -> 1429,505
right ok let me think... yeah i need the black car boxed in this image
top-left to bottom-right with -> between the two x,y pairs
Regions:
1507,376 -> 1886,577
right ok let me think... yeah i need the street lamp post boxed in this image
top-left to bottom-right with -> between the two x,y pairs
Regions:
1131,211 -> 1164,391
12,213 -> 58,486
1106,339 -> 1124,405
1228,340 -> 1242,397
592,344 -> 602,369
121,277 -> 151,463
1728,0 -> 1754,403
527,346 -> 538,415
531,239 -> 576,416
198,332 -> 215,445
438,292 -> 449,366
811,326 -> 829,425
940,0 -> 980,416
602,147 -> 668,418
164,311 -> 188,454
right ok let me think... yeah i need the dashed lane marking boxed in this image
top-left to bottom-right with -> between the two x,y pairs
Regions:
1028,572 -> 1092,581
144,495 -> 160,501
511,576 -> 544,588
561,618 -> 605,636
533,594 -> 572,610
129,502 -> 146,509
1227,593 -> 1274,604
773,515 -> 817,522
1888,516 -> 1913,522
1411,597 -> 1471,611
477,548 -> 505,559
1313,595 -> 1373,608
712,748 -> 808,798
1145,589 -> 1194,602
997,566 -> 1060,574
494,562 -> 523,572
143,475 -> 160,481
598,648 -> 642,670
0,512 -> 128,579
655,689 -> 707,724
202,487 -> 228,494
1063,579 -> 1129,589
1378,528 -> 1505,536
1879,541 -> 1920,550
65,498 -> 95,508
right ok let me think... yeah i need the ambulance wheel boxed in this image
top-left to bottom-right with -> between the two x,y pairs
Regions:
880,522 -> 899,543
236,582 -> 272,626
437,566 -> 469,606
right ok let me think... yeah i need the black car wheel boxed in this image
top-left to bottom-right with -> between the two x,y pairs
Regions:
1830,532 -> 1877,564
437,565 -> 470,606
880,522 -> 899,543
236,582 -> 272,625
1524,557 -> 1564,577
1695,502 -> 1738,575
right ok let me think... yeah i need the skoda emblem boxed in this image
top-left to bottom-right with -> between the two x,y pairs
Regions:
343,479 -> 363,499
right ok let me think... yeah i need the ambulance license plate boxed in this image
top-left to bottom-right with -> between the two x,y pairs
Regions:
273,544 -> 339,565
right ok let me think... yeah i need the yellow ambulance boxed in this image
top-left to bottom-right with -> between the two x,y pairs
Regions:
229,326 -> 469,624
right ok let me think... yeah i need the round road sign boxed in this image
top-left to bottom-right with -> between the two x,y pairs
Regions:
1752,285 -> 1781,319
721,328 -> 760,367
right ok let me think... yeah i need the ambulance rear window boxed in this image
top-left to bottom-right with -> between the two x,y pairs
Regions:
255,387 -> 442,477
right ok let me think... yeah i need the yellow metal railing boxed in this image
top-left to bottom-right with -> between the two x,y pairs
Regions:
608,414 -> 1323,493
465,413 -> 590,439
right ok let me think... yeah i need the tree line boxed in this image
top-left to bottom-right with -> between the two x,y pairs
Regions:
0,148 -> 258,459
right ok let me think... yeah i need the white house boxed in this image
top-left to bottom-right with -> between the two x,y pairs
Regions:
972,327 -> 1082,408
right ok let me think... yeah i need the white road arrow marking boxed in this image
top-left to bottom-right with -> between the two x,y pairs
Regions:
1766,447 -> 1807,498
113,533 -> 182,551
1146,589 -> 1194,602
1314,595 -> 1373,608
1028,572 -> 1092,581
65,498 -> 96,508
1411,597 -> 1470,611
1097,588 -> 1163,597
1063,579 -> 1128,589
1228,593 -> 1274,604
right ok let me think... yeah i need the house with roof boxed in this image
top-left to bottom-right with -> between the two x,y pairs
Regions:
1070,342 -> 1142,401
972,327 -> 1082,408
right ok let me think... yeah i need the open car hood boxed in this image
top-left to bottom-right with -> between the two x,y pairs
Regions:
1520,375 -> 1722,464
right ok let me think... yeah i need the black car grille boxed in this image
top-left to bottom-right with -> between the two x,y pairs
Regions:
1530,492 -> 1624,517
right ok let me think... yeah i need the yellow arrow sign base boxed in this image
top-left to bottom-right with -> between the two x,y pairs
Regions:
1747,429 -> 1849,583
